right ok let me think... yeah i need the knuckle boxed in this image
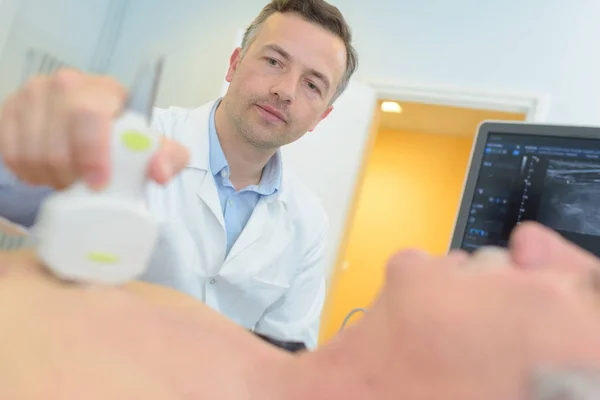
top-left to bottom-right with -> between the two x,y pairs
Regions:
98,75 -> 121,88
104,77 -> 127,99
51,68 -> 81,91
21,76 -> 48,101
526,275 -> 570,306
69,99 -> 105,123
385,249 -> 425,284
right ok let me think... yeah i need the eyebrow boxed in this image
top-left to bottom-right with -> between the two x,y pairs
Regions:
263,44 -> 332,92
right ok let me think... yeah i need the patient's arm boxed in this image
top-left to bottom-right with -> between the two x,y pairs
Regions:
0,251 -> 292,400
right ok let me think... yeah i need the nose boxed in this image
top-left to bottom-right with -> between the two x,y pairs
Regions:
270,72 -> 297,104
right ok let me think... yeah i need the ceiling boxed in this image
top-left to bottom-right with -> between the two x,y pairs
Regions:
377,100 -> 527,137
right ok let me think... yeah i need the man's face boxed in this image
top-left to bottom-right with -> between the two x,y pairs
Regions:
221,12 -> 347,150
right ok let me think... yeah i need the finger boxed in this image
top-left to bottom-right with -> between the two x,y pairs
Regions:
386,248 -> 432,275
69,95 -> 112,189
50,68 -> 86,88
67,79 -> 126,190
463,246 -> 512,271
583,268 -> 600,299
147,137 -> 190,184
44,73 -> 78,189
0,95 -> 19,173
444,249 -> 470,267
510,223 -> 600,304
15,77 -> 52,185
509,221 -> 598,272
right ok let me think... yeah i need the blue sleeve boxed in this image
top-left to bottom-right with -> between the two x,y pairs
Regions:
0,158 -> 53,228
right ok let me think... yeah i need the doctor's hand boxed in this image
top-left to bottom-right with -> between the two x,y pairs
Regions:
0,68 -> 189,190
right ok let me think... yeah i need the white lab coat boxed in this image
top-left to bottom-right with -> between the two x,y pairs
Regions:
140,99 -> 329,349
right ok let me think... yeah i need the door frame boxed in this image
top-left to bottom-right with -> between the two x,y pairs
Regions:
329,78 -> 551,279
365,79 -> 551,122
324,79 -> 551,343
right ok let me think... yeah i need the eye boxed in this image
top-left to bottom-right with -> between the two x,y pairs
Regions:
266,57 -> 279,67
306,81 -> 321,94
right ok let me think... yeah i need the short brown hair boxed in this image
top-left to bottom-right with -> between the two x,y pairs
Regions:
241,0 -> 358,103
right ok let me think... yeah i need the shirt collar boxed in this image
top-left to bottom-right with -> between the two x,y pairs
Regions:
208,99 -> 229,177
258,151 -> 282,196
208,98 -> 282,196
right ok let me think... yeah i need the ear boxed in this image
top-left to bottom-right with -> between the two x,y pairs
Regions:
225,47 -> 243,83
308,105 -> 334,132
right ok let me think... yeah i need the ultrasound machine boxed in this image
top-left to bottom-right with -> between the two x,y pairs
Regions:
449,121 -> 600,256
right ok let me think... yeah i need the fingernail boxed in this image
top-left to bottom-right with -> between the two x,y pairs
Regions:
474,246 -> 508,255
513,236 -> 545,267
85,171 -> 106,190
466,246 -> 511,269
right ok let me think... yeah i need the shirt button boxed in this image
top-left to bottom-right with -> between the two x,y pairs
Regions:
228,200 -> 234,207
221,170 -> 229,178
209,278 -> 217,285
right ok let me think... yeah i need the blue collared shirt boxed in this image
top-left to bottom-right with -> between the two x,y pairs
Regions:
208,100 -> 282,256
0,158 -> 52,228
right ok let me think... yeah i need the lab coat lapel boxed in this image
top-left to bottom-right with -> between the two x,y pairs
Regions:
223,173 -> 293,279
173,101 -> 296,277
226,198 -> 271,262
196,170 -> 224,228
174,100 -> 225,229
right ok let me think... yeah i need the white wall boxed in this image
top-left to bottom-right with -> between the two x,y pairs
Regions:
338,0 -> 600,125
109,0 -> 600,125
279,81 -> 376,278
0,0 -> 20,64
0,0 -> 120,101
107,0 -> 268,108
105,0 -> 600,277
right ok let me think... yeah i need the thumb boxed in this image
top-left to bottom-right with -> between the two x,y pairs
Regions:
509,221 -> 598,271
148,137 -> 190,184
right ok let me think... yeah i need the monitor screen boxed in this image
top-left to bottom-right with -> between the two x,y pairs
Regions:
459,132 -> 600,256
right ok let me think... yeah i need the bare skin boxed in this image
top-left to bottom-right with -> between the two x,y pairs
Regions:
2,222 -> 600,399
0,250 -> 292,400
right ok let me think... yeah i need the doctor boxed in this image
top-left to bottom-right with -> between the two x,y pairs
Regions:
0,0 -> 359,348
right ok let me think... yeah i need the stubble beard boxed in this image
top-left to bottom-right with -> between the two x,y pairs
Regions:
227,96 -> 295,150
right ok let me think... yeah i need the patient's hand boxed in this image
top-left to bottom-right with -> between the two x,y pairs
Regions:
317,222 -> 600,400
0,251 -> 289,399
509,221 -> 599,274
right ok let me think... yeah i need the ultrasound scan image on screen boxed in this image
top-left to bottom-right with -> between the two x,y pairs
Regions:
537,160 -> 600,236
459,132 -> 600,256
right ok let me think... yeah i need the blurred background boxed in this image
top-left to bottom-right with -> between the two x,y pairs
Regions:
1,0 -> 599,343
